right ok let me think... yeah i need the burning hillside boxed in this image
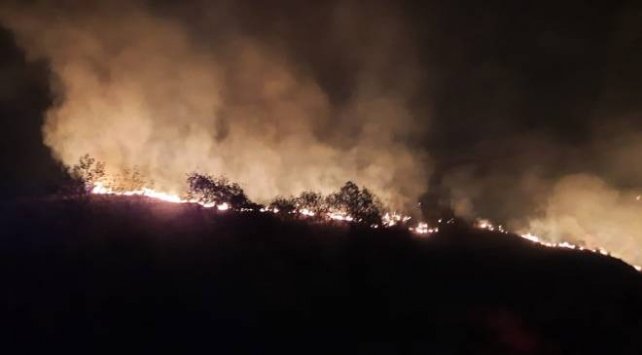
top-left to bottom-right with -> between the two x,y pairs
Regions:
62,154 -> 640,273
2,0 -> 642,353
1,0 -> 641,282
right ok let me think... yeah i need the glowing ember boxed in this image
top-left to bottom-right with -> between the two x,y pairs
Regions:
382,212 -> 412,227
409,222 -> 438,235
327,211 -> 354,222
475,218 -> 505,232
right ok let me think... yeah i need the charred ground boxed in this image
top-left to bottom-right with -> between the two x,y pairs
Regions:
2,196 -> 642,354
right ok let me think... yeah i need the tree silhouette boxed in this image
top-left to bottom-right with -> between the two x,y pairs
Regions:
186,173 -> 250,208
268,197 -> 297,215
294,191 -> 328,217
61,154 -> 106,196
328,181 -> 383,225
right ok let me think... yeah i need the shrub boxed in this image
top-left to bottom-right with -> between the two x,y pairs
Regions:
293,191 -> 328,217
328,181 -> 383,225
268,197 -> 297,215
60,154 -> 106,196
186,173 -> 250,208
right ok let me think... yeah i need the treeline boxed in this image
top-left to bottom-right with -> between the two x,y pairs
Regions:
267,182 -> 384,225
61,155 -> 388,226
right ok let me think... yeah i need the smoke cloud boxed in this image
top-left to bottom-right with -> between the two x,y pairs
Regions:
0,0 -> 429,209
526,174 -> 642,265
426,1 -> 642,267
2,0 -> 641,267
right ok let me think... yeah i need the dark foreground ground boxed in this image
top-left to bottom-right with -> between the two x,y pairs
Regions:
1,196 -> 641,354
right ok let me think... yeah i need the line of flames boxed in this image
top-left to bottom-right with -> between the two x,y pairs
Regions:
474,218 -> 641,272
90,182 -> 641,272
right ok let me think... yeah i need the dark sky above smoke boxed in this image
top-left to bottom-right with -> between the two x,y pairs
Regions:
1,0 -> 641,221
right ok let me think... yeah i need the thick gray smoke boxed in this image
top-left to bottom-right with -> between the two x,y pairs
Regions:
0,0 -> 429,210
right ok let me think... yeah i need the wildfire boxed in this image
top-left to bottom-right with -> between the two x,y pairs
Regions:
409,222 -> 438,234
91,181 -> 401,225
89,182 -> 641,273
327,211 -> 354,222
91,182 -> 219,209
476,218 -> 642,272
382,212 -> 412,227
475,219 -> 505,233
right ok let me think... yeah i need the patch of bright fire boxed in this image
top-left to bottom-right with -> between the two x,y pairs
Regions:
91,182 -> 641,273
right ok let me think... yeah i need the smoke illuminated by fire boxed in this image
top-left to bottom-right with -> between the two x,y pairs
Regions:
524,174 -> 642,271
1,1 -> 641,274
476,218 -> 642,272
0,0 -> 428,211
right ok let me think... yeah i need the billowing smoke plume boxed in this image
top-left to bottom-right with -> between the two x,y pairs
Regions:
523,125 -> 642,266
0,0 -> 429,209
437,118 -> 642,267
526,174 -> 642,265
3,0 -> 641,267
424,0 -> 642,267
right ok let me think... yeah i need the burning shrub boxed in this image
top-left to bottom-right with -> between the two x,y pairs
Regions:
267,183 -> 385,225
327,181 -> 383,225
268,197 -> 297,215
293,192 -> 329,216
60,154 -> 106,196
110,167 -> 149,192
268,192 -> 328,219
186,173 -> 250,208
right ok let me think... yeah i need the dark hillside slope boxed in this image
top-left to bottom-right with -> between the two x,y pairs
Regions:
1,196 -> 641,354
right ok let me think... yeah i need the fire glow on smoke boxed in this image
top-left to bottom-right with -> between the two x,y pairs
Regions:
91,182 -> 641,273
3,2 -> 641,276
